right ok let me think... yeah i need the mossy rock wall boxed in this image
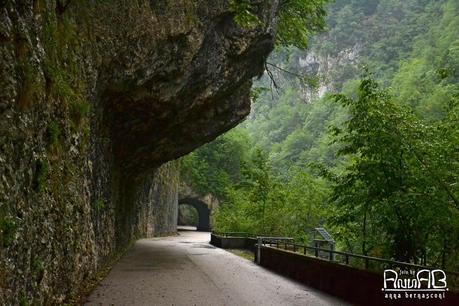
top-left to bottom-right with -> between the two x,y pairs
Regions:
0,0 -> 277,303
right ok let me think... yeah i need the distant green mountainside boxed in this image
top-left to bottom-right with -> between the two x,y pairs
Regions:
181,0 -> 459,269
244,0 -> 458,174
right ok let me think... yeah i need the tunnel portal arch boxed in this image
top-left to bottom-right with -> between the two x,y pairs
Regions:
178,197 -> 211,231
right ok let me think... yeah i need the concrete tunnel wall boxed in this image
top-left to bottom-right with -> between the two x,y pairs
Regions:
178,197 -> 211,231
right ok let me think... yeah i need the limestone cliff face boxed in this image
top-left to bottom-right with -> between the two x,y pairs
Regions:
298,45 -> 361,99
0,0 -> 278,303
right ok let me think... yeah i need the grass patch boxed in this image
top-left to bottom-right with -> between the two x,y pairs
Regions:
69,99 -> 90,127
0,215 -> 18,247
227,249 -> 255,261
93,199 -> 104,212
19,290 -> 29,306
33,159 -> 49,192
47,120 -> 61,148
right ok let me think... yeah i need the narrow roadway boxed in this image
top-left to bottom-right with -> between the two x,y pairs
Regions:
85,229 -> 348,305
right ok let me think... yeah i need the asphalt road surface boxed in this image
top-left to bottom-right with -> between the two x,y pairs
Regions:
85,230 -> 348,306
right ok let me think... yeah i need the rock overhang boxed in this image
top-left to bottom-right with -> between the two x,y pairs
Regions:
94,0 -> 279,177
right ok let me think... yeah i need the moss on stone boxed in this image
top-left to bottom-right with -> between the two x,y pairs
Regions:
1,1 -> 276,303
69,100 -> 90,127
16,54 -> 41,110
0,215 -> 17,247
46,120 -> 61,147
41,3 -> 90,130
31,258 -> 45,282
93,199 -> 104,212
18,291 -> 30,306
33,159 -> 49,193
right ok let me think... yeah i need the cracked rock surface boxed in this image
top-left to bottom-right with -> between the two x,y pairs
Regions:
0,0 -> 278,303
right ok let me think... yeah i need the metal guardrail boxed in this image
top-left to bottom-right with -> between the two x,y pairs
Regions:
214,232 -> 459,270
256,236 -> 294,264
212,231 -> 261,238
213,232 -> 459,289
260,239 -> 459,290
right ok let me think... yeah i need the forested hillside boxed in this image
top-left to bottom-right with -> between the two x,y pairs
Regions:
181,0 -> 459,270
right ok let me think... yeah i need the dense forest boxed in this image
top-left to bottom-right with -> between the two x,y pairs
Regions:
181,0 -> 459,271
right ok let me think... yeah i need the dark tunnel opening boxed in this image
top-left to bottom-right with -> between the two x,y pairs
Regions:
178,198 -> 211,231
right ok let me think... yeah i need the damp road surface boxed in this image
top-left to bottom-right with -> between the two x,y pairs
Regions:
85,229 -> 348,306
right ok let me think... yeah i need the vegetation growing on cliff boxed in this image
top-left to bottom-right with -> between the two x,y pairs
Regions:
3,1 -> 323,304
231,0 -> 328,49
182,0 -> 459,270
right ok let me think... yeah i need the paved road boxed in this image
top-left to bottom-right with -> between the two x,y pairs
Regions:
85,230 -> 348,306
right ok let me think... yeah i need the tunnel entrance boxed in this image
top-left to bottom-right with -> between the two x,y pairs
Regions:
178,198 -> 210,232
178,204 -> 198,229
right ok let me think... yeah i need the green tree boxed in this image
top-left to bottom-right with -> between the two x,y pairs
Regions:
181,129 -> 251,199
327,74 -> 459,267
231,0 -> 328,49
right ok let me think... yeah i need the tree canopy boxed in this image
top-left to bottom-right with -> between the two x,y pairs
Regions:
183,0 -> 459,271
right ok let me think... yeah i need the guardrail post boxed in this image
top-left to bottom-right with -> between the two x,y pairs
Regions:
303,246 -> 306,255
257,237 -> 262,265
345,254 -> 349,265
315,247 -> 318,258
293,244 -> 297,252
365,258 -> 369,269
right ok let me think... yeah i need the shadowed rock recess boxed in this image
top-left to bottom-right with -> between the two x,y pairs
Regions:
0,0 -> 278,303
